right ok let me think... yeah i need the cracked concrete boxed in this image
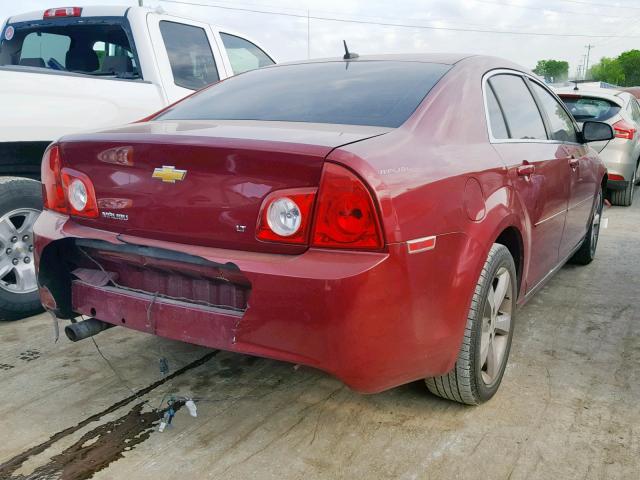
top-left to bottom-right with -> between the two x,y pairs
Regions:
0,194 -> 638,479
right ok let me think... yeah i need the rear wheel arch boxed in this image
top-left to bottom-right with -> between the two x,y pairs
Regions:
494,226 -> 524,295
462,211 -> 527,305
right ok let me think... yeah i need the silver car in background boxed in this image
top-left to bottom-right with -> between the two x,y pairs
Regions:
557,87 -> 640,206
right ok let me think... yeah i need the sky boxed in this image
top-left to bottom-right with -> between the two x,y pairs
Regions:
2,0 -> 640,76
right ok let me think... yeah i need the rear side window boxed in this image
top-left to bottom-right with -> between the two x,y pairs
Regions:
158,61 -> 451,128
486,85 -> 509,139
220,33 -> 274,74
529,82 -> 578,143
489,74 -> 547,140
560,96 -> 621,122
629,98 -> 640,123
159,21 -> 219,90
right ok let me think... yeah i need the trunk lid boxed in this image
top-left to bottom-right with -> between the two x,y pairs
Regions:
59,120 -> 388,254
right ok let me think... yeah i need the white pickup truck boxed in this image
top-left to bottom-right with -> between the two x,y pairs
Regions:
0,5 -> 275,320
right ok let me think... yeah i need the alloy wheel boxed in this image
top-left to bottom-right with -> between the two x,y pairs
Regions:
479,267 -> 513,385
0,208 -> 40,294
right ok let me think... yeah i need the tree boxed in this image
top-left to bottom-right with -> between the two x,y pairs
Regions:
617,50 -> 640,86
533,59 -> 569,82
589,57 -> 625,86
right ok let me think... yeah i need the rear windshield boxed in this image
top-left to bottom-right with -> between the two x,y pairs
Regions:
560,96 -> 621,122
158,61 -> 451,128
0,18 -> 140,79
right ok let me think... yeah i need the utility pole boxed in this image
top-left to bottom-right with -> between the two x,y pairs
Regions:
585,44 -> 594,80
577,63 -> 583,81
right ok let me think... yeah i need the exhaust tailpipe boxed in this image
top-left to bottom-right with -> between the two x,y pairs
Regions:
65,318 -> 114,342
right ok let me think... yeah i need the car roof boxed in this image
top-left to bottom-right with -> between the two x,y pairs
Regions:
273,53 -> 477,67
267,54 -> 537,77
554,86 -> 627,106
622,87 -> 640,99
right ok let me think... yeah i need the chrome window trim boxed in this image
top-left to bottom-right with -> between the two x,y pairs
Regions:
482,68 -> 582,146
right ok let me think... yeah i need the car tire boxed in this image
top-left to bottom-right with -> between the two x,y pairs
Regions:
0,177 -> 43,321
610,171 -> 635,206
570,187 -> 603,266
425,243 -> 517,405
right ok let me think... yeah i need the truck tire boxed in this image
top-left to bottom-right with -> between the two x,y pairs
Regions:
426,244 -> 517,405
0,177 -> 43,321
610,171 -> 635,206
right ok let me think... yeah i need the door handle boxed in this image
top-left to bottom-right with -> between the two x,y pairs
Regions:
517,163 -> 535,177
569,158 -> 579,169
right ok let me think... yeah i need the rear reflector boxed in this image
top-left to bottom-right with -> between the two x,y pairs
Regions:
407,236 -> 436,254
44,7 -> 82,18
613,119 -> 635,140
39,286 -> 57,311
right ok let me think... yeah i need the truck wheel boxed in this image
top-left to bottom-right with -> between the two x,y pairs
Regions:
610,171 -> 635,206
0,177 -> 43,321
570,188 -> 603,266
425,244 -> 517,405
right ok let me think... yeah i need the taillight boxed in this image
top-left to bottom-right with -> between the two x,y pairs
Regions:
608,173 -> 625,181
41,145 -> 99,218
256,188 -> 316,244
255,163 -> 384,250
61,168 -> 99,218
311,163 -> 383,250
613,120 -> 636,140
43,7 -> 82,18
41,145 -> 66,213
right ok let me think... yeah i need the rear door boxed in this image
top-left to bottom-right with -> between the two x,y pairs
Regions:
147,15 -> 228,103
528,80 -> 593,259
486,72 -> 571,292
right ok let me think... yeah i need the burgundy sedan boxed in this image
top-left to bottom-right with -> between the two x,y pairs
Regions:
34,54 -> 612,405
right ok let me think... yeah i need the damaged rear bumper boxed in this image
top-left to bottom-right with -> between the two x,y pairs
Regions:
34,211 -> 470,393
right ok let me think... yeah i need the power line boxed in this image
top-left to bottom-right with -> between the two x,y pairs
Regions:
472,0 -> 632,19
555,0 -> 640,9
157,0 -> 640,38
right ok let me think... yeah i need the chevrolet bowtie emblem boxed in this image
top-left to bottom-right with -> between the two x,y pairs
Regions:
152,165 -> 187,183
